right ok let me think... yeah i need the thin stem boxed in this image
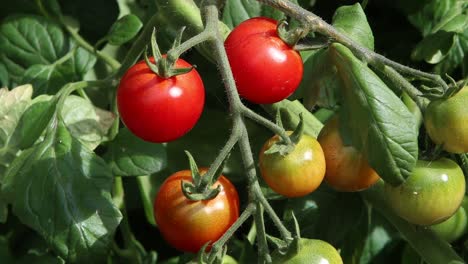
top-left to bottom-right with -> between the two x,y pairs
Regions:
203,119 -> 242,191
254,184 -> 292,242
209,203 -> 256,262
242,105 -> 292,145
258,0 -> 449,91
167,31 -> 211,61
377,65 -> 429,111
255,202 -> 272,264
62,23 -> 121,70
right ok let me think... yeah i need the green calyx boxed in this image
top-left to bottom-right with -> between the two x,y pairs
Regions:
144,27 -> 194,78
180,151 -> 228,201
264,111 -> 305,156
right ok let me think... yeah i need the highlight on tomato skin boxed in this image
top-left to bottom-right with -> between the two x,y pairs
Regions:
153,168 -> 240,253
317,116 -> 380,192
384,158 -> 466,226
117,56 -> 205,143
224,17 -> 303,104
259,132 -> 326,198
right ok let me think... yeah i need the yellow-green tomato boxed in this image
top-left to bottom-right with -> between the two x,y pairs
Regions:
385,158 -> 465,226
259,132 -> 326,198
271,239 -> 343,264
430,197 -> 468,242
424,86 -> 468,153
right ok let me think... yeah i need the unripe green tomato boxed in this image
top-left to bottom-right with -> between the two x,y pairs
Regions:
385,158 -> 465,226
222,255 -> 238,264
271,239 -> 343,264
430,197 -> 468,242
424,86 -> 468,153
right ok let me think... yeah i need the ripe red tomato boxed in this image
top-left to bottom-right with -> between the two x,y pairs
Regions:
154,168 -> 239,252
224,17 -> 303,104
318,116 -> 380,192
117,57 -> 204,143
259,132 -> 326,197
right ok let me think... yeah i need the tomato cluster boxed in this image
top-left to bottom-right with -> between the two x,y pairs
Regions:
117,57 -> 205,143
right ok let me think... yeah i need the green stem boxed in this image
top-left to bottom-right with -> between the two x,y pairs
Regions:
255,202 -> 272,264
209,203 -> 256,262
257,0 -> 449,91
241,105 -> 292,145
62,23 -> 121,70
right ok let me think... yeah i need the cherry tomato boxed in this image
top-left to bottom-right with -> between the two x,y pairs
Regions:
424,85 -> 468,153
430,196 -> 468,242
154,168 -> 239,252
385,158 -> 465,226
117,57 -> 205,143
259,132 -> 326,197
224,17 -> 303,104
271,239 -> 343,264
317,116 -> 380,192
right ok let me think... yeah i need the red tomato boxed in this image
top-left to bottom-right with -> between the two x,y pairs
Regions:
117,57 -> 204,143
224,17 -> 303,104
154,169 -> 240,252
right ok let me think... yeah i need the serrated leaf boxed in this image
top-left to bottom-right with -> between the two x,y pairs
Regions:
104,128 -> 166,176
106,14 -> 143,45
61,95 -> 114,150
222,0 -> 261,28
332,3 -> 374,50
329,43 -> 418,185
0,15 -> 70,84
1,121 -> 122,262
411,31 -> 455,64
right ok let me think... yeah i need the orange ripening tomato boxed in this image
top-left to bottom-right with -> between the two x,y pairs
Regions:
318,116 -> 380,192
154,168 -> 239,253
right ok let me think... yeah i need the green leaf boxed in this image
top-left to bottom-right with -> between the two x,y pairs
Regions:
222,0 -> 261,28
21,47 -> 96,96
0,63 -> 8,87
10,95 -> 56,150
106,14 -> 143,45
0,84 -> 33,176
329,43 -> 418,185
61,95 -> 114,150
411,31 -> 455,64
332,3 -> 374,50
434,32 -> 467,75
104,128 -> 167,177
0,15 -> 70,85
1,121 -> 122,263
136,176 -> 157,226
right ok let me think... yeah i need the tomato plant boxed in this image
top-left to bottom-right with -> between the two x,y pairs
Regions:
259,132 -> 326,197
317,116 -> 380,191
154,168 -> 239,252
424,85 -> 468,153
0,0 -> 467,263
224,17 -> 303,104
385,158 -> 466,226
117,57 -> 205,143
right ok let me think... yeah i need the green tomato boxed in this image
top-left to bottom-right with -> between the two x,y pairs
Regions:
271,239 -> 343,264
424,86 -> 468,153
385,158 -> 465,226
430,197 -> 468,242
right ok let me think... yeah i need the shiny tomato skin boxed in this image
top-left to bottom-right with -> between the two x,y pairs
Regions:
225,17 -> 303,104
385,158 -> 466,226
424,86 -> 468,153
117,57 -> 204,143
154,169 -> 239,253
259,132 -> 326,198
318,116 -> 380,192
